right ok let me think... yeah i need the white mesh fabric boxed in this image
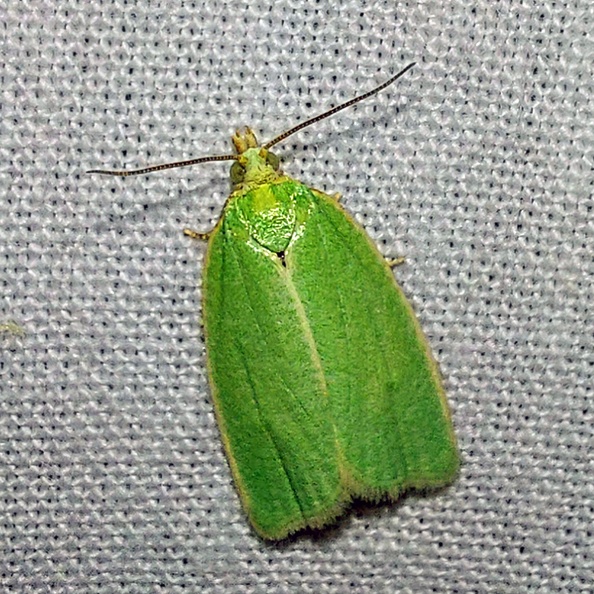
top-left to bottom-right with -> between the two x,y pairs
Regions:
0,1 -> 592,592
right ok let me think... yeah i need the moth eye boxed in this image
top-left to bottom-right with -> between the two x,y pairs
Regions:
266,151 -> 280,171
230,161 -> 246,184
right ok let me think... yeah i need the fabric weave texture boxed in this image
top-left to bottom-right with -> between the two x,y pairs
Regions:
0,1 -> 591,592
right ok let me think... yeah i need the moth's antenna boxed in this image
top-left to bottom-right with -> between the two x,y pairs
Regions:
87,154 -> 237,176
88,62 -> 415,176
263,62 -> 415,150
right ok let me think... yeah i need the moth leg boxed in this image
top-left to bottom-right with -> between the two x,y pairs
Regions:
183,228 -> 210,241
311,189 -> 341,202
387,256 -> 405,268
0,321 -> 25,336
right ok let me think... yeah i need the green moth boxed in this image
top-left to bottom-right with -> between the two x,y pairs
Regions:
89,63 -> 458,540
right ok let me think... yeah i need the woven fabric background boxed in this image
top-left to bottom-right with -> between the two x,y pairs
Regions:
1,1 -> 592,592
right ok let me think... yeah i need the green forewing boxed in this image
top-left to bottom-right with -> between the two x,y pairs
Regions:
203,178 -> 458,539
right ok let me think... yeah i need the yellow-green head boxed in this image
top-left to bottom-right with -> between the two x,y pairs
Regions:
230,127 -> 281,191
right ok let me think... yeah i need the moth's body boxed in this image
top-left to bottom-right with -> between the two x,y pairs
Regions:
89,65 -> 459,540
202,128 -> 458,539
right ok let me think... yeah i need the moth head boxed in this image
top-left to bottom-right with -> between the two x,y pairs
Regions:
232,127 -> 259,154
230,129 -> 281,187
